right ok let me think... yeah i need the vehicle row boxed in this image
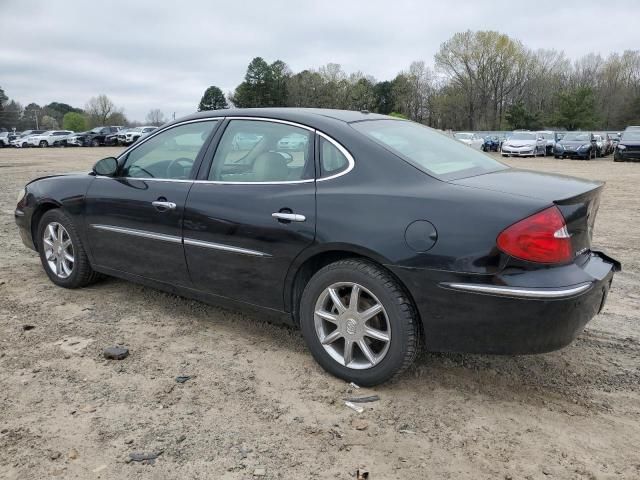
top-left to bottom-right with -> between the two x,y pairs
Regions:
0,126 -> 158,148
452,128 -> 637,161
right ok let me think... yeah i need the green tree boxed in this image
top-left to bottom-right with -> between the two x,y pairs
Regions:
505,102 -> 542,130
20,103 -> 42,130
231,57 -> 273,107
198,86 -> 228,111
63,112 -> 86,131
373,81 -> 394,114
552,87 -> 598,130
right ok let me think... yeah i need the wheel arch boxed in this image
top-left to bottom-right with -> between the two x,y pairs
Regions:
285,245 -> 422,335
30,201 -> 63,252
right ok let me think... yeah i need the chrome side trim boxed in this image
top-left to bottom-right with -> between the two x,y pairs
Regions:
440,282 -> 592,299
316,131 -> 356,182
193,178 -> 315,185
183,238 -> 270,257
91,224 -> 182,244
225,116 -> 315,132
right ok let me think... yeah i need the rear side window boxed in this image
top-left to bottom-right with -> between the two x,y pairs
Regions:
352,119 -> 507,181
320,137 -> 349,176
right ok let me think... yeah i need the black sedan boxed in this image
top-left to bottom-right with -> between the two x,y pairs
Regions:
553,131 -> 598,159
14,109 -> 620,386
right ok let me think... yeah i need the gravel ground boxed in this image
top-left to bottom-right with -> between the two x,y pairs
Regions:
0,147 -> 639,480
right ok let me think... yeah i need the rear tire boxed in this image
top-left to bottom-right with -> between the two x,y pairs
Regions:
299,259 -> 419,386
39,140 -> 47,148
37,209 -> 101,288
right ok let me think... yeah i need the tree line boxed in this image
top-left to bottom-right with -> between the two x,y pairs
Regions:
197,30 -> 640,131
0,91 -> 167,132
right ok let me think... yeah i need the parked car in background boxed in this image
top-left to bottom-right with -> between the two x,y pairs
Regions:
537,131 -> 556,155
277,132 -> 309,150
10,130 -> 46,148
0,131 -> 18,147
118,126 -> 157,146
481,135 -> 500,152
453,132 -> 484,150
27,130 -> 74,148
79,126 -> 121,147
501,131 -> 546,157
553,132 -> 597,160
14,108 -> 619,386
593,134 -> 612,157
608,132 -> 621,149
614,128 -> 640,162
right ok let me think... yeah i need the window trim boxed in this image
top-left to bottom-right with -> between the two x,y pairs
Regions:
106,116 -> 356,185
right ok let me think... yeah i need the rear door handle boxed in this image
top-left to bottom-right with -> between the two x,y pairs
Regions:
152,201 -> 176,210
272,212 -> 306,222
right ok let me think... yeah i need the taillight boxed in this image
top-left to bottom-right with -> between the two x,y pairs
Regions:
497,206 -> 572,264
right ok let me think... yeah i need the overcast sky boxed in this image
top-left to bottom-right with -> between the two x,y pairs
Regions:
1,0 -> 638,122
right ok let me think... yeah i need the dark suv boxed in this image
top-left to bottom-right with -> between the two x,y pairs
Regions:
82,126 -> 121,147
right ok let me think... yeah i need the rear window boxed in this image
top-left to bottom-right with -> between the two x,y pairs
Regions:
352,120 -> 507,180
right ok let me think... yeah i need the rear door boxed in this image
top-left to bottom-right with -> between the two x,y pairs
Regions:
183,118 -> 317,310
84,120 -> 220,285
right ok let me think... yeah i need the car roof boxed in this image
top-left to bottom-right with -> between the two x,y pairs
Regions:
171,108 -> 391,129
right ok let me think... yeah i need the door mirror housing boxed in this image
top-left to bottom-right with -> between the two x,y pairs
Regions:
93,157 -> 118,176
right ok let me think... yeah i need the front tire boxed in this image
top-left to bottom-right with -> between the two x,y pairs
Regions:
91,139 -> 100,147
37,209 -> 100,288
299,259 -> 419,386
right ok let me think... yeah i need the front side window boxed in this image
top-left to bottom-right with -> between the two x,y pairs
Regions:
209,120 -> 313,182
121,120 -> 217,179
352,120 -> 507,180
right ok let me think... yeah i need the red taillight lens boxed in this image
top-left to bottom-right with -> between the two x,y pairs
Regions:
497,206 -> 572,264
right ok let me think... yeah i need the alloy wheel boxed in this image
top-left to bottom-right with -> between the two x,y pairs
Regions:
314,282 -> 391,370
42,222 -> 74,278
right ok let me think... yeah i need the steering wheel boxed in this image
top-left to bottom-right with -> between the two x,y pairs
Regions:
166,157 -> 193,179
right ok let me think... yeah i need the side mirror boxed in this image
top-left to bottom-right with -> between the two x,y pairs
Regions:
93,157 -> 118,176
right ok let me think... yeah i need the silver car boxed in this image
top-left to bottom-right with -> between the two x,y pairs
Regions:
501,131 -> 547,157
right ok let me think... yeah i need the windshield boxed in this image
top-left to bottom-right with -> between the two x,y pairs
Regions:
621,130 -> 640,141
509,132 -> 536,140
352,120 -> 508,180
562,132 -> 591,142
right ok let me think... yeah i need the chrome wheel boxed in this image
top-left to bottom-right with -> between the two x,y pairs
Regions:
314,282 -> 391,370
43,222 -> 74,278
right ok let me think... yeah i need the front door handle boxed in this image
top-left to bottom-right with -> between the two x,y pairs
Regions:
272,212 -> 306,222
152,200 -> 176,211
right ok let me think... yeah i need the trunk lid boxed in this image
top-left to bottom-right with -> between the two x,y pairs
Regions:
451,169 -> 604,257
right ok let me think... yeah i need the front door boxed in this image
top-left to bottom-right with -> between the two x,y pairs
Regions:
84,120 -> 219,285
183,118 -> 317,310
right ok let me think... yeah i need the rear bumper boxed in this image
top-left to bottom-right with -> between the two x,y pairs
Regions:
391,251 -> 619,354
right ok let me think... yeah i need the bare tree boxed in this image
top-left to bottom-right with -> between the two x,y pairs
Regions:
85,95 -> 115,126
146,109 -> 166,126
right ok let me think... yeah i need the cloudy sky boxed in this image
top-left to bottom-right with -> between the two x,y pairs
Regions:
1,0 -> 638,122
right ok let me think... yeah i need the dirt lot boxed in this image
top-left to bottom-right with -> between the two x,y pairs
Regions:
0,147 -> 639,480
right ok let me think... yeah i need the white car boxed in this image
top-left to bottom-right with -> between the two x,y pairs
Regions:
453,132 -> 484,150
118,126 -> 157,145
501,131 -> 547,157
537,131 -> 556,155
10,130 -> 47,148
27,130 -> 74,147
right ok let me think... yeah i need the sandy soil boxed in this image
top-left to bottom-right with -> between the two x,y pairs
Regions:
0,147 -> 639,480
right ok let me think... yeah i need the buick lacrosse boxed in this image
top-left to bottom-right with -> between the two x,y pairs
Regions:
15,109 -> 620,385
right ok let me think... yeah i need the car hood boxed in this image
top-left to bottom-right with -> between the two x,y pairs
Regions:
558,140 -> 588,148
27,171 -> 92,186
503,139 -> 536,147
450,168 -> 602,202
